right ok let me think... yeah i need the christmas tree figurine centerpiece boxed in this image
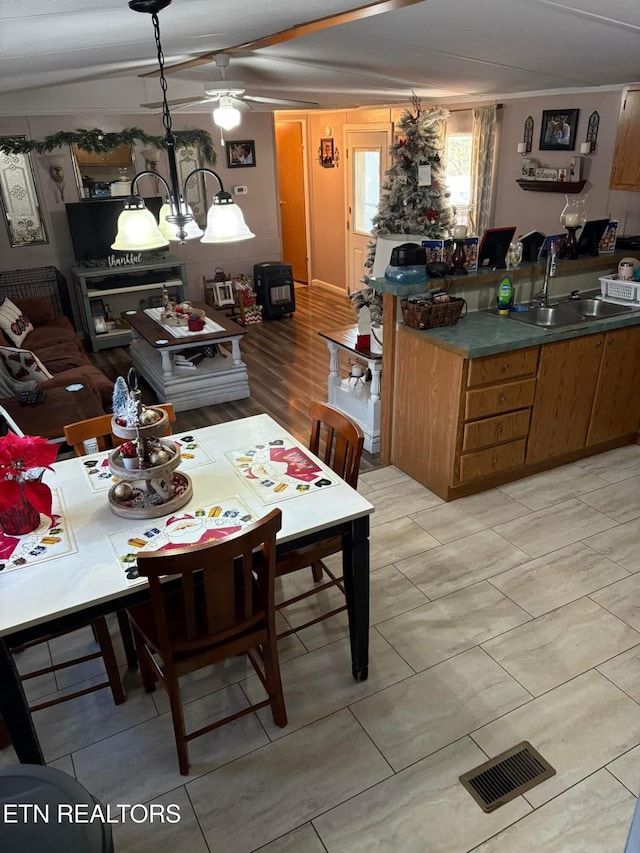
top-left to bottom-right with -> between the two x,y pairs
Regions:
108,369 -> 191,518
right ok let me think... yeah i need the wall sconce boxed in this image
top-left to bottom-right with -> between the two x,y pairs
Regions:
48,155 -> 65,202
580,111 -> 600,156
517,116 -> 534,155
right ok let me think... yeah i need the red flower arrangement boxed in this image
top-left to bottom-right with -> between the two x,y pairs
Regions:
0,431 -> 58,518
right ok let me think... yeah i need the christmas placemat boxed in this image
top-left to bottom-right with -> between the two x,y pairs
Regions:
225,438 -> 337,505
144,307 -> 225,338
0,490 -> 77,574
82,433 -> 214,494
109,496 -> 256,585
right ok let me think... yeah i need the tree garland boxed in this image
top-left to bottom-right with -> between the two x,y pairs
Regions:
0,127 -> 216,165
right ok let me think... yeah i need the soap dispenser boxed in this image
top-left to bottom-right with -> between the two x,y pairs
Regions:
496,277 -> 514,316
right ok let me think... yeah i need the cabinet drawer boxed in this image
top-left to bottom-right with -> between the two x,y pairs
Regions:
467,348 -> 538,387
462,409 -> 531,452
465,378 -> 536,420
459,439 -> 527,483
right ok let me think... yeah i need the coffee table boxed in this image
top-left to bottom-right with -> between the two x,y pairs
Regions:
123,303 -> 250,412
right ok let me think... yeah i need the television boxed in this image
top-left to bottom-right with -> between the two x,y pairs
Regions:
65,197 -> 163,262
577,218 -> 610,257
478,226 -> 516,270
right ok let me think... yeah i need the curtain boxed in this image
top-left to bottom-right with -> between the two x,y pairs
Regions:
470,105 -> 499,237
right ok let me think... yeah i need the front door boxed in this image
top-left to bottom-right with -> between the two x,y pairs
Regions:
345,125 -> 391,292
275,120 -> 308,283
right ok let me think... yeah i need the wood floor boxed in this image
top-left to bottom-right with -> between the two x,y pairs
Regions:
90,284 -> 385,472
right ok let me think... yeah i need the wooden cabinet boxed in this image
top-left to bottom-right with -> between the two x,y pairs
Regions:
392,323 -> 640,501
587,326 -> 640,445
610,87 -> 640,192
73,144 -> 133,167
526,335 -> 602,464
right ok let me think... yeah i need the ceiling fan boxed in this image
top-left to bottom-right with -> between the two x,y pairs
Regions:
140,53 -> 320,114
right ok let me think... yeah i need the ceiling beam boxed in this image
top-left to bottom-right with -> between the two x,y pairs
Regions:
140,0 -> 428,77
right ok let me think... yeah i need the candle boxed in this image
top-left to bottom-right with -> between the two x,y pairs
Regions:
563,212 -> 581,227
453,225 -> 467,240
517,142 -> 527,154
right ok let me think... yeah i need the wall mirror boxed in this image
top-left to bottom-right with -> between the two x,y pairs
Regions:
0,139 -> 48,246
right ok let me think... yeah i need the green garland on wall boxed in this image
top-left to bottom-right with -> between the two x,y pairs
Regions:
0,127 -> 216,165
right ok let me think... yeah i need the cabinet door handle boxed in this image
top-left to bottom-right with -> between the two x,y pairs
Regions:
501,362 -> 509,372
596,340 -> 603,348
499,395 -> 507,403
496,425 -> 503,433
608,337 -> 614,346
492,456 -> 499,466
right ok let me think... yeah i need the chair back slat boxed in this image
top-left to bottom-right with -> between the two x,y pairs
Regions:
308,401 -> 364,488
136,510 -> 282,661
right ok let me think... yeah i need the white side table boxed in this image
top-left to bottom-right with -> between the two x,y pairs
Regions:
319,326 -> 381,454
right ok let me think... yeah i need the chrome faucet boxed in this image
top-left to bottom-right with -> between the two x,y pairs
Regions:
532,241 -> 557,307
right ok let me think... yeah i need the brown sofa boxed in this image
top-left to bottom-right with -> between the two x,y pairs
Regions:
0,295 -> 113,409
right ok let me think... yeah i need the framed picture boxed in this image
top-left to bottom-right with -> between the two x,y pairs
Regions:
539,109 -> 579,151
319,137 -> 336,168
214,281 -> 235,307
226,140 -> 256,168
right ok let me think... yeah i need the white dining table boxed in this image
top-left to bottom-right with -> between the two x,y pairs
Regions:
0,414 -> 374,764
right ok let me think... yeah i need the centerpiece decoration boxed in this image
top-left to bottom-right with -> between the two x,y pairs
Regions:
159,287 -> 206,328
0,432 -> 58,535
108,369 -> 191,518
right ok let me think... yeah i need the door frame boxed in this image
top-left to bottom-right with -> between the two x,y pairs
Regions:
343,122 -> 393,293
274,116 -> 312,285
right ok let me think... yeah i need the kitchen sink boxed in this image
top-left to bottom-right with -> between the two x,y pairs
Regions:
508,305 -> 588,328
559,298 -> 636,319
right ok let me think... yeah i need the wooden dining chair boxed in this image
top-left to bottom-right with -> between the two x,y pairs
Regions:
275,401 -> 365,638
61,405 -> 176,676
127,508 -> 286,775
63,402 -> 176,456
5,414 -> 128,714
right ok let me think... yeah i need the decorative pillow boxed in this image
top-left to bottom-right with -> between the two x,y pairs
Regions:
0,297 -> 34,347
0,346 -> 53,382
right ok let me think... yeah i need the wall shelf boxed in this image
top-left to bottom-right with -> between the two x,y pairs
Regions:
516,179 -> 586,193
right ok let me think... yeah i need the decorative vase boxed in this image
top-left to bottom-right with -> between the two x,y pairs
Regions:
0,487 -> 41,536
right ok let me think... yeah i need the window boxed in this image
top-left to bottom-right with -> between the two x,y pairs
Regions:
445,133 -> 473,225
353,149 -> 380,234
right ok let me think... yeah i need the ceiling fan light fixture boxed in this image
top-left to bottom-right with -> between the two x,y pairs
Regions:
120,0 -> 252,249
112,196 -> 169,251
158,198 -> 204,241
201,192 -> 255,243
213,97 -> 241,131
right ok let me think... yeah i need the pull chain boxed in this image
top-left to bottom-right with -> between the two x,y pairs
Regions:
152,12 -> 172,139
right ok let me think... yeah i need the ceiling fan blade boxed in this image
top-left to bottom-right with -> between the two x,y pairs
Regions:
141,96 -> 212,109
243,94 -> 320,107
142,0 -> 426,77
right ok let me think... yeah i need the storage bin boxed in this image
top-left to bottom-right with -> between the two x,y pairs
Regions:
400,296 -> 466,330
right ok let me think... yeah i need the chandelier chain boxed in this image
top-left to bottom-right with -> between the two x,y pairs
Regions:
152,12 -> 172,138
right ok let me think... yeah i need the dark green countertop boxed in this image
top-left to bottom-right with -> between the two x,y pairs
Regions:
405,303 -> 640,358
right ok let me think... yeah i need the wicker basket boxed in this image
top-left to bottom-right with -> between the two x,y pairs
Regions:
400,297 -> 466,330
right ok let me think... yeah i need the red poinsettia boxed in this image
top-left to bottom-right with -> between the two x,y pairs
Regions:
0,431 -> 58,516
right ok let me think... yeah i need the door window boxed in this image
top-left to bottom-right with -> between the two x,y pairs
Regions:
353,149 -> 380,234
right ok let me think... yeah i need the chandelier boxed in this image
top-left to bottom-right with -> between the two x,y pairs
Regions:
112,0 -> 254,251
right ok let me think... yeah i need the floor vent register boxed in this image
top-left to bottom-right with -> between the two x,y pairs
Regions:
459,741 -> 555,812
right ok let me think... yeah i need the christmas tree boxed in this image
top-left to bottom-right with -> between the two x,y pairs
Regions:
364,98 -> 456,281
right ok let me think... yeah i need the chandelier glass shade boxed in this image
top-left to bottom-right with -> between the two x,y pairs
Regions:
213,97 -> 242,131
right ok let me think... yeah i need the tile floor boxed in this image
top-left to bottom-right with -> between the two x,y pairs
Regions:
4,446 -> 640,851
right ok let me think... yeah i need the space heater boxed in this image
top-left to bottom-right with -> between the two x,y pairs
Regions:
253,262 -> 296,319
